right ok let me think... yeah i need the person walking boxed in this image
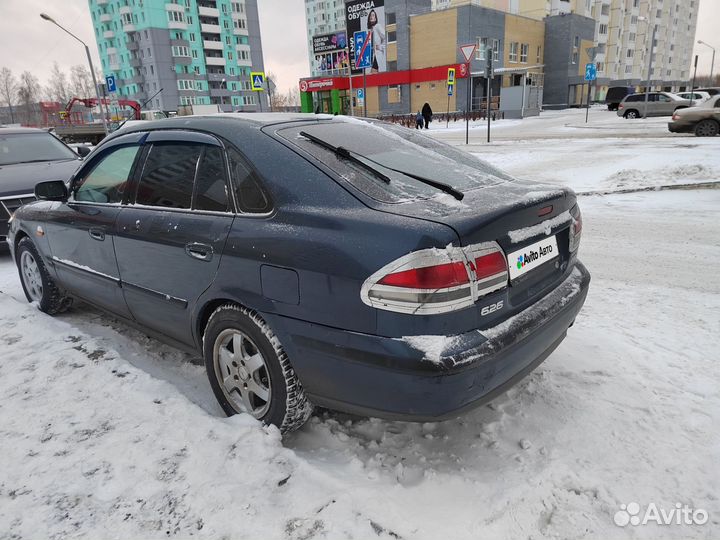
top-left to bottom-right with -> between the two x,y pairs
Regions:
421,102 -> 433,129
415,111 -> 424,129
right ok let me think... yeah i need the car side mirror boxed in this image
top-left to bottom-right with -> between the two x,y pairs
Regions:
75,145 -> 92,157
35,180 -> 68,201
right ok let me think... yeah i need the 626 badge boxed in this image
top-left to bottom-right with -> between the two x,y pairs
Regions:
481,300 -> 504,316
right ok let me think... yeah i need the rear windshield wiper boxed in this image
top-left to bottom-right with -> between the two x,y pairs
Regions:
299,130 -> 390,184
299,130 -> 464,200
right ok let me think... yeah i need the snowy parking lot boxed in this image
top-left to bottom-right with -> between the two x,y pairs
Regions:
1,109 -> 719,539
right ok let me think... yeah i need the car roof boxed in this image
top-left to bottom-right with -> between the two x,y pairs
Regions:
0,126 -> 50,135
103,113 -> 356,146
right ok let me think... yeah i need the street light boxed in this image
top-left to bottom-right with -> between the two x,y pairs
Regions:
638,16 -> 656,120
40,13 -> 108,135
697,40 -> 716,82
219,78 -> 226,109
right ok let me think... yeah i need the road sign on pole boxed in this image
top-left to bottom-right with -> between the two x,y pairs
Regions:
447,85 -> 454,96
447,68 -> 456,86
357,88 -> 365,103
250,72 -> 266,91
584,62 -> 597,81
105,75 -> 117,93
459,44 -> 477,64
353,31 -> 372,70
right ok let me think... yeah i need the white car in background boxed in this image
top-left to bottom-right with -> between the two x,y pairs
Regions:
674,91 -> 711,103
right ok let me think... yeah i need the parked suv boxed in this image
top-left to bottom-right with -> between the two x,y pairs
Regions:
0,128 -> 85,247
605,86 -> 634,111
617,92 -> 692,118
8,115 -> 590,433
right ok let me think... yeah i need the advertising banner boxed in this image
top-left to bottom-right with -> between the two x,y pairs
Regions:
312,32 -> 348,54
345,0 -> 386,74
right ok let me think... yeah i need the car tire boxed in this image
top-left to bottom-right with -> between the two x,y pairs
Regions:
203,304 -> 312,433
624,110 -> 639,119
694,119 -> 720,137
16,237 -> 71,315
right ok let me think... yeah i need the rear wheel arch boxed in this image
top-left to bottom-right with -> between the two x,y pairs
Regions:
13,229 -> 29,254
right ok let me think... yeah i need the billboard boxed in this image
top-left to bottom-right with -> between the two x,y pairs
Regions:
312,31 -> 348,54
345,0 -> 386,74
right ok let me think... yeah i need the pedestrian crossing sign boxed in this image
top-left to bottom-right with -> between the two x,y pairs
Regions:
251,72 -> 265,91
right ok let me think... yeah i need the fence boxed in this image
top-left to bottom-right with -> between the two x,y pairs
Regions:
376,109 -> 506,129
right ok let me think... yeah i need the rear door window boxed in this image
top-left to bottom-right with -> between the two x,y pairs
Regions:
74,145 -> 140,204
134,140 -> 233,212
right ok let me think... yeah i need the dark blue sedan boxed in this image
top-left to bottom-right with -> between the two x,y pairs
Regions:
8,114 -> 590,433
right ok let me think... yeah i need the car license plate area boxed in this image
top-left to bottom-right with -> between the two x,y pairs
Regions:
508,235 -> 559,282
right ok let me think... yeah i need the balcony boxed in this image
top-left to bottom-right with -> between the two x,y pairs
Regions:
165,3 -> 184,12
207,72 -> 227,82
123,23 -> 136,32
168,20 -> 188,30
127,40 -> 139,51
128,74 -> 145,84
203,40 -> 223,50
236,57 -> 252,67
109,62 -> 120,71
233,26 -> 249,36
103,30 -> 115,38
198,6 -> 220,17
205,57 -> 226,66
119,5 -> 131,15
97,0 -> 107,4
130,57 -> 142,67
209,88 -> 231,97
100,13 -> 111,22
201,23 -> 221,33
170,38 -> 190,48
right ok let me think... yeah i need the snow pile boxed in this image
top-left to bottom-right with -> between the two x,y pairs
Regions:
401,334 -> 461,364
508,210 -> 572,243
598,163 -> 718,193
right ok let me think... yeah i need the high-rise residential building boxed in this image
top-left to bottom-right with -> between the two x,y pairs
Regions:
502,0 -> 699,96
88,0 -> 266,112
304,0 -> 351,77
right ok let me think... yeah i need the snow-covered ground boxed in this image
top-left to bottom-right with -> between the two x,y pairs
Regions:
1,109 -> 719,539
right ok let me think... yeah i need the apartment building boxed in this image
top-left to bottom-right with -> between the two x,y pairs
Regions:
88,0 -> 266,112
304,0 -> 347,77
515,0 -> 699,98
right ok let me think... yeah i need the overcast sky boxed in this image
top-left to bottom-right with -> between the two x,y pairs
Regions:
0,0 -> 716,96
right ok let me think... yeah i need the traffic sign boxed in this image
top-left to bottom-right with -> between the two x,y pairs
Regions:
447,68 -> 456,86
105,75 -> 117,93
459,44 -> 477,64
447,85 -> 454,96
357,88 -> 365,102
250,71 -> 265,91
353,31 -> 372,70
584,62 -> 597,81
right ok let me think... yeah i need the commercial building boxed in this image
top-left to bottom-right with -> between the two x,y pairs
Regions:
88,0 -> 266,112
300,1 -> 546,117
300,0 -> 699,115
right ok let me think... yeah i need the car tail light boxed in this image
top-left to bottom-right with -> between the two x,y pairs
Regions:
361,242 -> 508,315
619,104 -> 624,109
672,113 -> 679,121
569,205 -> 582,253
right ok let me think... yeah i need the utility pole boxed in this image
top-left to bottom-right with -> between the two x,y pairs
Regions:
690,55 -> 698,107
486,48 -> 493,143
643,23 -> 657,120
697,41 -> 715,82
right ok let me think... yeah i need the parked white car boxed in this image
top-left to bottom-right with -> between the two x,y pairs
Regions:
674,91 -> 711,103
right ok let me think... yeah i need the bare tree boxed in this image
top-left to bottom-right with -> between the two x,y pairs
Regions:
286,86 -> 300,107
0,67 -> 18,124
47,62 -> 70,104
69,65 -> 94,97
17,71 -> 41,125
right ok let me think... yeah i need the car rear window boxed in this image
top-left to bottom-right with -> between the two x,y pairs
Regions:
277,119 -> 513,204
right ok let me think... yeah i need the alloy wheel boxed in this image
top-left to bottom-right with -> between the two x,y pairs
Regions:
696,120 -> 719,137
213,329 -> 272,418
20,251 -> 43,303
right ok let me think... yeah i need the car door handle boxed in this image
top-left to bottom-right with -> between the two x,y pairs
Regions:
185,242 -> 213,262
89,228 -> 105,241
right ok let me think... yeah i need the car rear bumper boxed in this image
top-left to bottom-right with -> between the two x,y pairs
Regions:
268,261 -> 591,421
668,121 -> 693,133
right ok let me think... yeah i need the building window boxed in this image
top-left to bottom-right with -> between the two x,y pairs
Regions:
599,23 -> 608,34
536,45 -> 541,63
386,12 -> 396,25
189,33 -> 196,42
572,51 -> 578,64
388,30 -> 396,43
476,37 -> 488,59
493,39 -> 499,61
509,42 -> 518,63
167,10 -> 185,24
388,84 -> 401,104
520,43 -> 528,63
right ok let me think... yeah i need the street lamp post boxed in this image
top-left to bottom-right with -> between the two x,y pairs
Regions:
638,16 -> 656,120
40,13 -> 108,135
219,78 -> 226,110
697,40 -> 716,83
